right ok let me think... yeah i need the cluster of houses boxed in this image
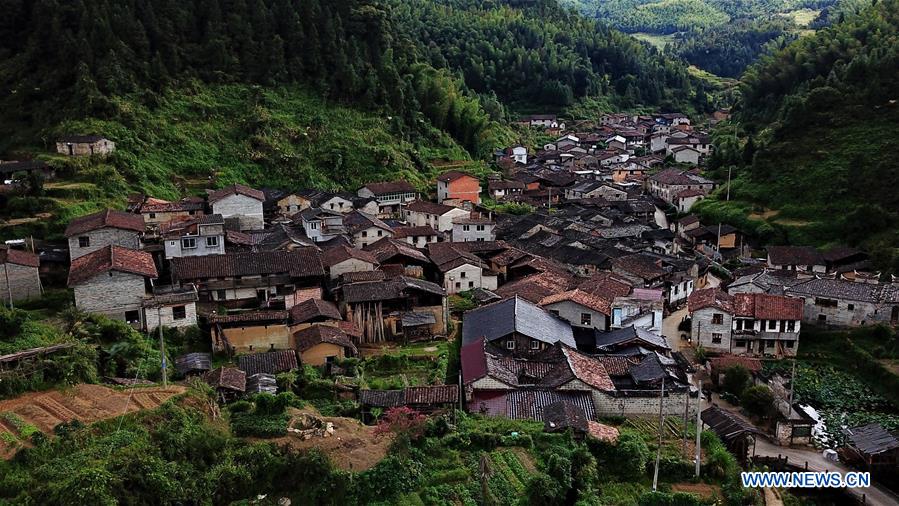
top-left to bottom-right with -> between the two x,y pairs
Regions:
2,120 -> 898,437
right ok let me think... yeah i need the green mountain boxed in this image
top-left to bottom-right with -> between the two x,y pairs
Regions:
699,0 -> 899,272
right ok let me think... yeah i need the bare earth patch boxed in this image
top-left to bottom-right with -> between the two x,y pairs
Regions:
671,482 -> 721,499
268,406 -> 392,471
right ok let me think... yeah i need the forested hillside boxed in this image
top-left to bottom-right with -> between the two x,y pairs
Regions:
701,0 -> 899,271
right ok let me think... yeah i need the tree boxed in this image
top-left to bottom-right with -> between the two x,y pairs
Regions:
721,365 -> 751,397
741,385 -> 776,419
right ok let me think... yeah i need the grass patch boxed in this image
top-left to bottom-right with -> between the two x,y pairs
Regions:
632,32 -> 678,50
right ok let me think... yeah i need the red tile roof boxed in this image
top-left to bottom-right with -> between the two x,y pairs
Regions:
688,287 -> 733,313
362,181 -> 416,195
64,209 -> 145,237
0,247 -> 39,268
207,184 -> 265,203
437,170 -> 477,183
391,225 -> 438,238
562,346 -> 615,391
207,310 -> 289,324
539,289 -> 613,315
709,355 -> 763,374
321,244 -> 378,267
171,249 -> 324,280
293,325 -> 356,354
405,199 -> 457,216
289,298 -> 341,323
67,245 -> 157,286
733,293 -> 803,320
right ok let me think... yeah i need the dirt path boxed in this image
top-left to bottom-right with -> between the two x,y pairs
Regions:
0,384 -> 186,458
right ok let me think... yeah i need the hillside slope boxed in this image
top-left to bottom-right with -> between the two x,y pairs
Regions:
699,0 -> 899,272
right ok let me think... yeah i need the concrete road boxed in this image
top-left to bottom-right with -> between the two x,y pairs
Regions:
752,437 -> 899,506
662,306 -> 691,354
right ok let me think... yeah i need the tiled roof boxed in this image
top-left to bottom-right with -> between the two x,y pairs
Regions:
462,296 -> 575,348
503,390 -> 597,422
238,350 -> 299,376
0,160 -> 50,174
207,310 -> 289,324
139,198 -> 205,213
293,325 -> 356,354
427,242 -> 486,272
174,352 -> 212,376
171,249 -> 324,280
846,423 -> 899,456
341,276 -> 444,303
545,346 -> 615,392
322,244 -> 378,267
0,247 -> 39,268
405,199 -> 457,216
68,245 -> 158,286
488,180 -> 526,191
289,298 -> 341,324
364,238 -> 430,264
539,289 -> 613,315
613,254 -> 667,281
207,184 -> 265,203
732,293 -> 803,320
339,270 -> 387,284
709,355 -> 762,374
595,326 -> 669,352
688,287 -> 733,313
593,356 -> 639,376
543,400 -> 589,433
64,209 -> 145,237
494,271 -> 575,303
787,277 -> 899,303
767,245 -> 824,266
343,210 -> 392,234
361,181 -> 416,194
391,225 -> 438,238
58,134 -> 107,143
204,367 -> 246,392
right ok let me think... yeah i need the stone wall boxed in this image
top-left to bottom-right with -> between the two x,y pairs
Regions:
691,307 -> 734,353
68,228 -> 142,260
212,194 -> 264,231
543,300 -> 608,331
329,258 -> 375,280
144,302 -> 198,331
0,263 -> 42,303
74,271 -> 146,321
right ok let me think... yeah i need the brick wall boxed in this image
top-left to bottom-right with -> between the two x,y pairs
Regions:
68,228 -> 142,260
73,271 -> 147,321
212,194 -> 264,230
144,302 -> 198,331
0,263 -> 42,302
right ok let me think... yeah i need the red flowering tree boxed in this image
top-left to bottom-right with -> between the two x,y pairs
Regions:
373,406 -> 427,441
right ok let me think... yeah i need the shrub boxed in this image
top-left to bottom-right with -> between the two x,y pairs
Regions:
374,407 -> 428,442
721,365 -> 751,397
612,433 -> 651,478
227,400 -> 253,414
741,385 -> 776,419
638,491 -> 702,506
229,412 -> 289,438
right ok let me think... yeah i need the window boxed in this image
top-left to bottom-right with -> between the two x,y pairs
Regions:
460,271 -> 466,279
768,320 -> 777,330
172,305 -> 187,320
78,236 -> 90,248
149,212 -> 156,219
124,310 -> 141,324
711,333 -> 722,344
309,221 -> 318,230
847,304 -> 854,310
786,320 -> 796,332
531,340 -> 540,350
785,341 -> 795,348
216,289 -> 226,300
476,238 -> 484,242
455,282 -> 461,289
476,225 -> 485,231
815,297 -> 838,308
463,225 -> 470,231
818,314 -> 827,322
506,340 -> 515,350
549,309 -> 560,316
674,285 -> 679,294
766,340 -> 775,348
206,236 -> 219,248
468,281 -> 474,288
734,340 -> 746,347
377,230 -> 383,237
712,313 -> 723,325
361,231 -> 367,237
182,237 -> 197,249
581,313 -> 592,326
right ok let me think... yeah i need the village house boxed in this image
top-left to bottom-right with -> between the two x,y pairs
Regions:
0,160 -> 55,184
137,197 -> 205,227
359,385 -> 460,421
55,135 -> 115,156
340,276 -> 446,344
526,114 -> 564,129
648,169 -> 716,205
363,238 -> 432,278
319,192 -> 357,213
65,209 -> 145,260
322,244 -> 379,280
674,188 -> 706,213
593,325 -> 670,356
0,247 -> 42,304
666,134 -> 710,155
298,208 -> 346,243
209,310 -> 291,353
436,171 -> 481,204
494,146 -> 527,165
462,296 -> 576,356
208,184 -> 265,231
766,246 -> 826,273
487,180 -> 526,201
539,289 -> 612,332
427,242 -> 499,294
671,146 -> 701,165
688,288 -> 803,357
451,215 -> 496,242
68,245 -> 158,325
293,325 -> 357,366
170,249 -> 325,309
391,225 -> 438,248
275,191 -> 316,216
357,181 -> 418,217
142,284 -> 199,332
783,277 -> 899,327
611,253 -> 696,307
343,210 -> 394,248
610,289 -> 665,333
404,199 -> 470,233
161,214 -> 226,259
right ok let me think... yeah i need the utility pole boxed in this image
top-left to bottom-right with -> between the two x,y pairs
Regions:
4,262 -> 12,309
788,359 -> 797,408
158,306 -> 167,387
652,376 -> 666,491
695,381 -> 703,478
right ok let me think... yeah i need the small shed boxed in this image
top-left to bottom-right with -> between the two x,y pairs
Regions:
400,312 -> 437,342
246,373 -> 278,395
358,384 -> 459,422
844,423 -> 899,471
542,400 -> 620,443
701,405 -> 761,466
204,367 -> 246,402
174,352 -> 212,377
238,350 -> 299,377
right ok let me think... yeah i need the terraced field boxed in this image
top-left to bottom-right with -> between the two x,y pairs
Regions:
0,384 -> 185,458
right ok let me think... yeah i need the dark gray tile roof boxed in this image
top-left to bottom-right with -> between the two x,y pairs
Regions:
238,350 -> 299,377
462,296 -> 575,348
